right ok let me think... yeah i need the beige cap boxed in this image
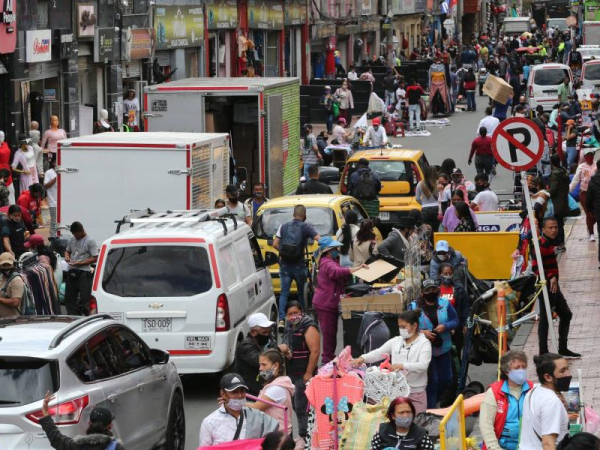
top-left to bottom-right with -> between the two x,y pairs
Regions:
0,252 -> 15,267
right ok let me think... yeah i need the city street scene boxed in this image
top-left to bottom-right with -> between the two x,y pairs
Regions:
2,0 -> 600,449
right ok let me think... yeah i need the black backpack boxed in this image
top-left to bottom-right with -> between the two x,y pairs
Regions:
279,221 -> 305,262
355,170 -> 378,200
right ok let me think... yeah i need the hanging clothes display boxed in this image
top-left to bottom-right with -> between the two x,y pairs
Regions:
428,62 -> 452,116
18,254 -> 60,315
339,399 -> 390,450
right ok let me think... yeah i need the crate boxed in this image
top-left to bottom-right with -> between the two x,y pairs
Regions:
340,293 -> 404,319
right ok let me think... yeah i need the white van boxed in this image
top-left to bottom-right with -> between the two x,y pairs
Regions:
582,60 -> 600,92
92,209 -> 278,374
527,63 -> 573,111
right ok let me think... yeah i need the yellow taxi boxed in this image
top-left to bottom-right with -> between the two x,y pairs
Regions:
253,194 -> 382,294
338,149 -> 429,227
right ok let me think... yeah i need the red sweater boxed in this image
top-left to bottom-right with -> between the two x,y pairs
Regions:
469,136 -> 493,160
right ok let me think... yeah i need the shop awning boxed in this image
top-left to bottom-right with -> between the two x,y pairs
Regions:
0,61 -> 7,75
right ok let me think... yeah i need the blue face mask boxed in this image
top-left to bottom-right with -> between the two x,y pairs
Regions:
507,368 -> 528,386
330,250 -> 340,259
395,415 -> 413,429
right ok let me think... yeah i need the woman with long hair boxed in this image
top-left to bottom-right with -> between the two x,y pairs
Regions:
350,219 -> 379,267
370,398 -> 435,449
453,201 -> 477,232
248,348 -> 295,434
335,209 -> 359,267
441,190 -> 478,232
351,310 -> 432,414
416,166 -> 441,232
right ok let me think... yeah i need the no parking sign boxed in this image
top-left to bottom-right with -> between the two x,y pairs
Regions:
490,117 -> 544,172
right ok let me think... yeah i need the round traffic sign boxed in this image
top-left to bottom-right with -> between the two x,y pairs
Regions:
490,117 -> 544,172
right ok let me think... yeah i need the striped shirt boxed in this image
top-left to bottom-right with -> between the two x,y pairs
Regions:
531,236 -> 559,280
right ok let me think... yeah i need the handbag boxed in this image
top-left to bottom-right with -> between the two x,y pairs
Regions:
332,101 -> 340,118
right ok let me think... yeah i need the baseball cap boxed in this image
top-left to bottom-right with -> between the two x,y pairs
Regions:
248,312 -> 274,329
584,148 -> 596,155
566,119 -> 575,126
372,118 -> 381,126
220,373 -> 249,392
0,252 -> 15,267
24,234 -> 44,249
90,407 -> 114,426
451,168 -> 463,175
325,85 -> 331,91
303,123 -> 313,130
422,278 -> 438,291
435,240 -> 450,253
18,134 -> 31,145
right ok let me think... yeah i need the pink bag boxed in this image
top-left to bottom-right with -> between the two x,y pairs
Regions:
585,406 -> 600,436
198,438 -> 264,450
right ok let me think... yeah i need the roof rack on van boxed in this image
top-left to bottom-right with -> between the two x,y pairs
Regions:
115,208 -> 240,236
48,314 -> 114,349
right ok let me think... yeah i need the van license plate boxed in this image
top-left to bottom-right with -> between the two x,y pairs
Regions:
186,336 -> 211,350
542,90 -> 557,95
379,212 -> 390,221
142,318 -> 172,332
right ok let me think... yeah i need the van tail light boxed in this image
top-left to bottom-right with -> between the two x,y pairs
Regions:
529,85 -> 534,98
215,294 -> 231,332
26,395 -> 89,425
89,295 -> 98,315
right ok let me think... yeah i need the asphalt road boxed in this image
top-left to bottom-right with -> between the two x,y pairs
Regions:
182,102 -> 503,450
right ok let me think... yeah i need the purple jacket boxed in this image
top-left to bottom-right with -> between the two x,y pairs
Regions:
312,256 -> 352,312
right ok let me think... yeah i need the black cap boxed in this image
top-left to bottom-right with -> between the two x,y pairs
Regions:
90,407 -> 114,426
422,278 -> 438,291
18,134 -> 31,145
220,373 -> 249,392
225,184 -> 239,194
397,216 -> 416,229
358,157 -> 369,167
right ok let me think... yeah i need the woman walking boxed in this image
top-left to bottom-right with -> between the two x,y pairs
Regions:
336,210 -> 359,267
334,80 -> 354,126
416,166 -> 441,232
351,310 -> 432,414
454,201 -> 477,232
350,220 -> 379,267
570,148 -> 597,241
312,237 -> 367,364
463,68 -> 477,112
319,86 -> 334,134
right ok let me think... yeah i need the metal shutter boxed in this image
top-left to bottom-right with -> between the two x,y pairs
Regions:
123,60 -> 142,78
28,61 -> 60,81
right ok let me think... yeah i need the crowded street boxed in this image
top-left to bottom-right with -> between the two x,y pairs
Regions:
3,0 -> 600,449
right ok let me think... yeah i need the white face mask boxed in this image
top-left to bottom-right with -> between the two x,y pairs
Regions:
400,328 -> 413,340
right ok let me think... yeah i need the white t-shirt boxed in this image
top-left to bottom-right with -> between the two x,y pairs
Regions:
227,202 -> 250,223
264,385 -> 286,404
396,88 -> 406,109
519,386 -> 569,450
44,168 -> 57,207
472,189 -> 499,211
347,71 -> 358,81
123,97 -> 140,126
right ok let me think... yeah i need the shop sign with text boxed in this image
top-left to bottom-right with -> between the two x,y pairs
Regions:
26,29 -> 52,62
206,0 -> 238,29
155,5 -> 204,50
0,0 -> 17,54
284,0 -> 307,25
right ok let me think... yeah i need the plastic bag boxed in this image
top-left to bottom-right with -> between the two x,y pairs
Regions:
585,406 -> 600,436
333,101 -> 340,118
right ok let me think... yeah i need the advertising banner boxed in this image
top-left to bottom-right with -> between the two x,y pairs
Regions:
284,0 -> 307,25
26,29 -> 52,62
125,28 -> 152,60
0,0 -> 17,54
206,0 -> 238,29
248,0 -> 283,30
154,5 -> 204,50
94,28 -> 114,62
474,211 -> 521,232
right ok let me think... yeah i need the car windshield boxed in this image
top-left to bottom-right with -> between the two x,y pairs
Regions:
254,207 -> 336,239
0,358 -> 58,407
102,245 -> 213,297
584,64 -> 600,81
534,68 -> 569,86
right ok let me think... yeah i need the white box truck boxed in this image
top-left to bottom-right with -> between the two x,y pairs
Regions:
57,132 -> 229,244
583,22 -> 600,45
143,77 -> 301,198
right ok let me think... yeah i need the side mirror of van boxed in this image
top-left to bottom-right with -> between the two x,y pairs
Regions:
150,348 -> 170,365
264,251 -> 278,266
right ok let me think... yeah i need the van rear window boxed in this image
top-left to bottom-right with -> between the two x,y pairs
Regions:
102,246 -> 212,297
584,64 -> 600,81
0,358 -> 58,407
534,68 -> 569,86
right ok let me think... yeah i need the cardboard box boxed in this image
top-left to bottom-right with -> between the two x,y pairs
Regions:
205,112 -> 230,133
340,293 -> 404,319
483,75 -> 514,105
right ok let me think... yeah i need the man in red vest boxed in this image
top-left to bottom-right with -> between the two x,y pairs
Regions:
479,350 -> 533,450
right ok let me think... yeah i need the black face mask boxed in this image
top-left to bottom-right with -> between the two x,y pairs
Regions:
554,375 -> 572,392
424,292 -> 438,304
475,184 -> 486,192
1,268 -> 13,277
229,197 -> 239,204
255,334 -> 270,346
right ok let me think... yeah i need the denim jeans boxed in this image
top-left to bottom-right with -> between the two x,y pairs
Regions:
385,90 -> 396,108
466,91 -> 476,111
566,146 -> 578,166
408,104 -> 421,130
279,264 -> 307,319
325,112 -> 334,133
290,374 -> 310,437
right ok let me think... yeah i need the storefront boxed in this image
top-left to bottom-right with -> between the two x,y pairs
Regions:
123,27 -> 152,129
284,0 -> 307,80
247,0 -> 284,77
154,4 -> 205,80
336,24 -> 359,71
205,0 -> 238,77
359,19 -> 380,65
0,0 -> 17,135
310,23 -> 336,79
392,0 -> 426,53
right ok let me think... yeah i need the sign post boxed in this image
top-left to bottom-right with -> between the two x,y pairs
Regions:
491,117 -> 558,353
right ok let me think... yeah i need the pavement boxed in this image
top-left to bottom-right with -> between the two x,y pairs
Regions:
183,99 -> 506,449
522,217 -> 600,410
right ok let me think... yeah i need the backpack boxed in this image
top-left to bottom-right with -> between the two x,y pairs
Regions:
278,221 -> 305,262
355,170 -> 378,200
4,273 -> 35,316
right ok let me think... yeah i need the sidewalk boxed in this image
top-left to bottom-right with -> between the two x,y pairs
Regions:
522,217 -> 600,409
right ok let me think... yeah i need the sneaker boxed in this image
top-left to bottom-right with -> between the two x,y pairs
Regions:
590,235 -> 596,242
555,246 -> 566,253
278,320 -> 285,332
559,348 -> 582,359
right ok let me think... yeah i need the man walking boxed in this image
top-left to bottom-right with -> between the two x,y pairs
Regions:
0,253 -> 25,317
295,165 -> 333,194
468,127 -> 494,177
548,154 -> 570,250
531,217 -> 580,358
348,158 -> 382,201
273,205 -> 320,329
64,222 -> 98,315
475,107 -> 500,137
225,184 -> 252,226
301,124 -> 322,179
585,161 -> 600,268
244,182 -> 269,219
406,79 -> 425,130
